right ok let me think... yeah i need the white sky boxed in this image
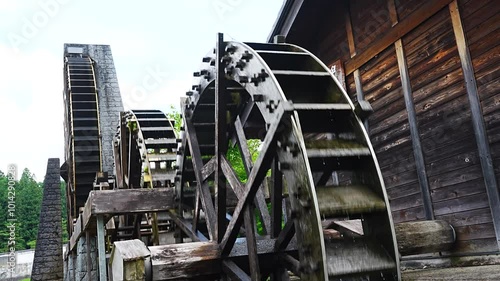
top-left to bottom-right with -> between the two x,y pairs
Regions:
0,0 -> 284,181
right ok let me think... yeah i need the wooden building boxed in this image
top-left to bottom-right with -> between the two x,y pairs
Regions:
269,0 -> 499,258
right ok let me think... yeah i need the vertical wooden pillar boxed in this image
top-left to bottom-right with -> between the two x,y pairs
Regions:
215,32 -> 227,242
449,0 -> 500,249
389,0 -> 434,220
97,215 -> 107,280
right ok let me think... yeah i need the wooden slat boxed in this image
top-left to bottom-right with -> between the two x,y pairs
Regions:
344,0 -> 454,75
325,239 -> 396,277
90,189 -> 175,215
316,185 -> 386,216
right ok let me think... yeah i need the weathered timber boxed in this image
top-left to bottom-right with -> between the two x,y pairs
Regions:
344,0 -> 454,75
215,32 -> 228,243
395,220 -> 455,255
69,188 -> 175,250
150,239 -> 297,280
395,38 -> 434,219
451,0 -> 500,249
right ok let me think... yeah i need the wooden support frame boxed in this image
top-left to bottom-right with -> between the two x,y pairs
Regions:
234,116 -> 272,234
344,0 -> 454,75
391,5 -> 435,220
215,32 -> 228,243
69,188 -> 175,251
220,155 -> 261,279
96,215 -> 107,281
449,0 -> 500,249
221,112 -> 283,255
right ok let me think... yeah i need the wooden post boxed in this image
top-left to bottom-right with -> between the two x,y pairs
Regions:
390,0 -> 434,220
97,215 -> 107,280
215,32 -> 227,243
449,0 -> 500,249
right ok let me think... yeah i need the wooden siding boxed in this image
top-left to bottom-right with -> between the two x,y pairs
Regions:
302,0 -> 500,255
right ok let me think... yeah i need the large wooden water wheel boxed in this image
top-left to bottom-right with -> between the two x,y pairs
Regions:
171,34 -> 400,280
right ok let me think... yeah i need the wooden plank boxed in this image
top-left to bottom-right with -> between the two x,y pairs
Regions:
394,39 -> 434,219
150,239 -> 297,280
344,0 -> 454,75
89,189 -> 175,215
450,0 -> 500,250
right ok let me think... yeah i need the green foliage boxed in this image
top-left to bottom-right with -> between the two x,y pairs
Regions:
226,139 -> 261,182
166,105 -> 182,135
0,168 -> 68,252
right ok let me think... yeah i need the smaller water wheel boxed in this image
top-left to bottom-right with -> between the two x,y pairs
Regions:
112,109 -> 178,246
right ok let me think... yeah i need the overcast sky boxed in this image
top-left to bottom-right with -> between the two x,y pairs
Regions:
0,0 -> 284,180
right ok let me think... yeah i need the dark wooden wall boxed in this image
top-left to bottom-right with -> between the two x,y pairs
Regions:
285,0 -> 500,255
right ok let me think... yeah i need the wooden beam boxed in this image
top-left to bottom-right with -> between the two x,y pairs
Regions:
96,215 -> 107,281
449,0 -> 500,250
344,1 -> 356,58
150,239 -> 297,280
215,32 -> 227,243
222,260 -> 251,281
220,155 -> 261,279
220,113 -> 283,255
275,219 -> 295,251
168,210 -> 208,242
344,1 -> 367,131
395,220 -> 455,256
395,39 -> 435,220
344,0 -> 454,75
90,189 -> 175,216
